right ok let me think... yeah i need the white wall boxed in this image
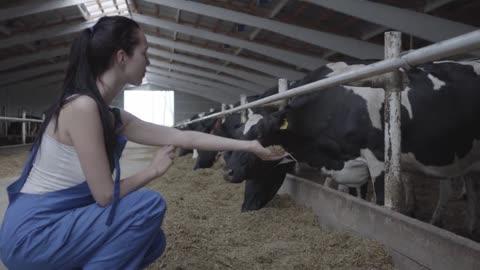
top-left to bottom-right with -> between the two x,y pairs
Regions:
174,91 -> 220,124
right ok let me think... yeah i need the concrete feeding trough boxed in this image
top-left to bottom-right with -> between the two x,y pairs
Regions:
278,174 -> 480,270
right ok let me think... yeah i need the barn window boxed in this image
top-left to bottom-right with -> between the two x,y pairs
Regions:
124,90 -> 174,127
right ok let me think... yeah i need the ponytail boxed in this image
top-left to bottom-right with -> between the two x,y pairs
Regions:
34,16 -> 140,172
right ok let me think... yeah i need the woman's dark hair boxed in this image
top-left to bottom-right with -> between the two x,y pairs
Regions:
34,16 -> 141,171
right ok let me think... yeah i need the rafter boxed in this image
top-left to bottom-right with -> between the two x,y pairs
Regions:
0,47 -> 69,72
133,14 -> 324,70
147,73 -> 236,103
148,48 -> 275,87
0,21 -> 94,50
0,62 -> 67,86
150,59 -> 262,92
304,0 -> 476,42
0,0 -> 92,21
147,66 -> 250,96
146,34 -> 306,80
144,0 -> 384,59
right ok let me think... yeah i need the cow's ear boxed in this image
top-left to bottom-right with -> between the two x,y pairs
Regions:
279,118 -> 289,130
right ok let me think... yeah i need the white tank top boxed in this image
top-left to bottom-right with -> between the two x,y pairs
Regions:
20,133 -> 86,194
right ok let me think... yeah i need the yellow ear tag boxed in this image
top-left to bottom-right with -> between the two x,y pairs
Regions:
280,118 -> 288,130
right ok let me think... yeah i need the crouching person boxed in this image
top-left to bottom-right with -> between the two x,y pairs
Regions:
0,16 -> 281,270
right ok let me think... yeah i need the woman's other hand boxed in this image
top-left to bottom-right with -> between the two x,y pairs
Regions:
248,140 -> 286,161
148,145 -> 176,177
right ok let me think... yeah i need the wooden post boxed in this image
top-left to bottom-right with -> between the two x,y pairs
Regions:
384,31 -> 403,211
278,78 -> 288,110
240,94 -> 247,123
22,110 -> 26,145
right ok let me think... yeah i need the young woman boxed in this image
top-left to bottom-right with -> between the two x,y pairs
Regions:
0,16 -> 280,269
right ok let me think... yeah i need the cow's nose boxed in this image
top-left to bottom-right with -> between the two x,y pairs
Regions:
223,169 -> 234,182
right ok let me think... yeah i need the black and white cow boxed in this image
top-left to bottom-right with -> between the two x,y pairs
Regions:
176,109 -> 226,169
220,107 -> 297,211
223,60 -> 480,232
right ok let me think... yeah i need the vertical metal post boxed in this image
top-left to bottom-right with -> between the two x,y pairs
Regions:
278,78 -> 288,110
384,31 -> 403,211
27,117 -> 31,136
221,103 -> 226,123
240,94 -> 247,123
2,106 -> 6,137
22,110 -> 26,145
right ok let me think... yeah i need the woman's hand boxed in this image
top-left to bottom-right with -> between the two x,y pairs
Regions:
248,140 -> 286,161
148,145 -> 176,177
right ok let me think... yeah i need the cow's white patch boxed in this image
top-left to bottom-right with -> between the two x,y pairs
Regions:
243,109 -> 263,135
321,157 -> 370,187
401,87 -> 413,120
326,62 -> 367,78
345,86 -> 384,129
346,86 -> 413,128
192,149 -> 198,159
360,149 -> 385,179
434,60 -> 480,75
427,74 -> 446,90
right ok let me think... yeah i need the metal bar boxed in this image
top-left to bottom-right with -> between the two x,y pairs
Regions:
22,111 -> 26,145
0,116 -> 44,123
383,31 -> 403,211
278,78 -> 288,110
240,95 -> 247,124
178,29 -> 480,126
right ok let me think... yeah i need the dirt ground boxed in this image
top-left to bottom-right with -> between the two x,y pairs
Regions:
0,146 -> 28,179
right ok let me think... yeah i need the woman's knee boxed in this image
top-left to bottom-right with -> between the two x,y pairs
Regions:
129,190 -> 166,226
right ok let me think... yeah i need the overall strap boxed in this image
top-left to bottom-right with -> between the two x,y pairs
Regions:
106,154 -> 121,226
106,107 -> 126,226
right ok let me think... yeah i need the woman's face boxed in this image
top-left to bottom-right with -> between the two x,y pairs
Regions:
124,29 -> 150,86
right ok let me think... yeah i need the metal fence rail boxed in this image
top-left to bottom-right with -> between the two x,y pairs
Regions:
177,29 -> 480,126
0,116 -> 43,123
0,113 -> 45,145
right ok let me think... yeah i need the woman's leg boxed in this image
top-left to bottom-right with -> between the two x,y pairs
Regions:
82,190 -> 167,269
2,190 -> 167,270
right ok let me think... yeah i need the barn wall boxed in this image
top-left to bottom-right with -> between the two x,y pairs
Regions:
174,91 -> 220,124
0,86 -> 61,119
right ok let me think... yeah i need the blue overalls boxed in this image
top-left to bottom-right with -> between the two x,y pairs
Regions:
0,109 -> 167,269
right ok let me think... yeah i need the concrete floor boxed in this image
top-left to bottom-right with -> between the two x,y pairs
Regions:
0,142 -> 154,269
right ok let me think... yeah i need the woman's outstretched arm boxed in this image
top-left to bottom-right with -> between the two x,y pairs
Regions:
117,108 -> 279,160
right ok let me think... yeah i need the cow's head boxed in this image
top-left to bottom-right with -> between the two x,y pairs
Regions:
222,108 -> 291,183
241,159 -> 296,211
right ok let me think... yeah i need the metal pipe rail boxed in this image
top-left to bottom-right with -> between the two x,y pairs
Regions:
0,116 -> 43,123
177,29 -> 480,127
1,114 -> 45,145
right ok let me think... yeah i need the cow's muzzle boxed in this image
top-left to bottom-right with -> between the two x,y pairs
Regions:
223,169 -> 243,183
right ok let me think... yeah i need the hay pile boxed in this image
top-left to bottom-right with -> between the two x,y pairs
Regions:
0,146 -> 394,269
146,153 -> 393,270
